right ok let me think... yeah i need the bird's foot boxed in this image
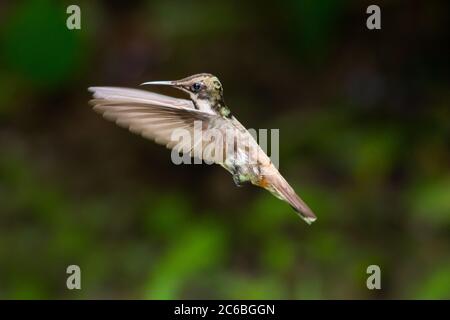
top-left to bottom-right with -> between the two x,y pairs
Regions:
233,174 -> 243,187
232,173 -> 250,187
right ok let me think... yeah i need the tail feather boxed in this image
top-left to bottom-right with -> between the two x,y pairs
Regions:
264,174 -> 317,224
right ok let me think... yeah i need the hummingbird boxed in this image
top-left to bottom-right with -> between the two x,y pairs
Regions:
88,74 -> 316,224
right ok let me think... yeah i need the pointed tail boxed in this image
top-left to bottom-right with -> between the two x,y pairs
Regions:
263,173 -> 317,225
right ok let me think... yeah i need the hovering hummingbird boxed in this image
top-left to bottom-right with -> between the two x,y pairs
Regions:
88,74 -> 316,224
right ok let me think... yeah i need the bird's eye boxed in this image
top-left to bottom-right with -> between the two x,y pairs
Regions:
191,82 -> 202,92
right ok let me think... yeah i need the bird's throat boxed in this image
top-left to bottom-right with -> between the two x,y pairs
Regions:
194,97 -> 231,118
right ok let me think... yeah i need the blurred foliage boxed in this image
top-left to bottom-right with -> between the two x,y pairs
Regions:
0,0 -> 449,299
1,0 -> 88,88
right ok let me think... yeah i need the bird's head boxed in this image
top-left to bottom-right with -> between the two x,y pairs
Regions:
142,73 -> 228,115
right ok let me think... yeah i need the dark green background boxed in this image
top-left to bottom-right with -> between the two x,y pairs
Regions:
0,0 -> 449,299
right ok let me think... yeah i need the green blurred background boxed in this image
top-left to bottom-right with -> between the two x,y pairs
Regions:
0,0 -> 449,299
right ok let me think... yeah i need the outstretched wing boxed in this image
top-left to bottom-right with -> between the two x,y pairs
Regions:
89,86 -> 197,109
89,87 -> 218,156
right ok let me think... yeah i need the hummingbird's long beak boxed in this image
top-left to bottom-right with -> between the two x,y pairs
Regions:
140,80 -> 190,95
140,81 -> 175,86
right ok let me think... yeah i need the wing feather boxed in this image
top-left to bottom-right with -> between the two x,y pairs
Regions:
89,86 -> 195,109
88,87 -> 224,163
